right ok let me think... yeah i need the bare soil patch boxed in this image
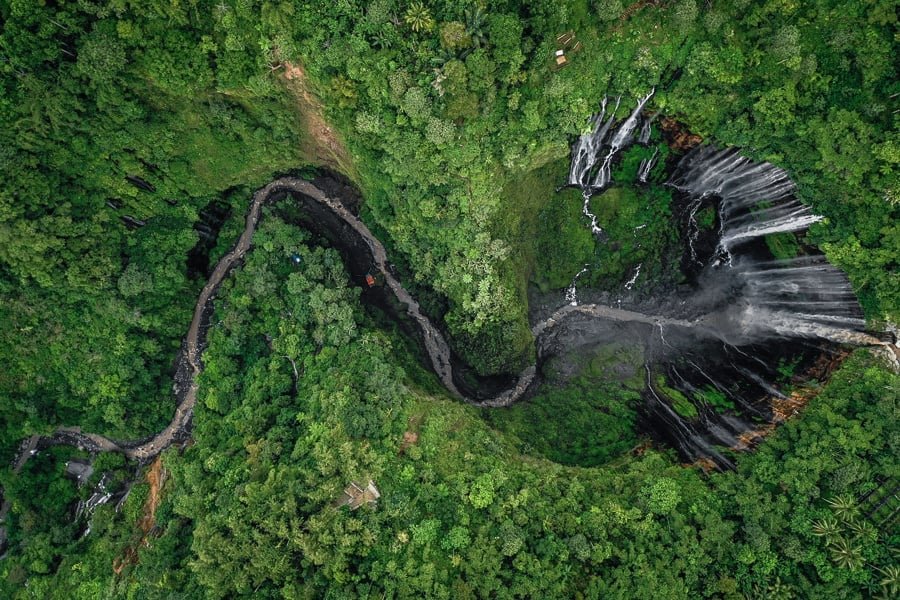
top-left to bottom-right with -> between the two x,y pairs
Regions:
113,456 -> 167,575
660,117 -> 703,151
283,62 -> 356,178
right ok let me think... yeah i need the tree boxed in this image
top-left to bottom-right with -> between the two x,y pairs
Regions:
463,7 -> 487,48
76,26 -> 126,85
404,2 -> 434,33
646,478 -> 681,515
810,516 -> 841,545
439,21 -> 470,51
595,0 -> 623,22
829,537 -> 864,571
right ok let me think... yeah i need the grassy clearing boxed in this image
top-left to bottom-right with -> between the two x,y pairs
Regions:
494,157 -> 583,295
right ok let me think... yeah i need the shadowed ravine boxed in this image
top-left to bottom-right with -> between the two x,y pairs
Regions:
7,176 -> 718,473
6,141 -> 898,479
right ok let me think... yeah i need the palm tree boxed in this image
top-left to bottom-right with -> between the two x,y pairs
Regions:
811,516 -> 842,545
404,2 -> 434,33
846,517 -> 877,543
766,576 -> 796,600
464,6 -> 487,48
826,494 -> 860,521
829,536 -> 864,571
372,24 -> 397,50
876,565 -> 900,598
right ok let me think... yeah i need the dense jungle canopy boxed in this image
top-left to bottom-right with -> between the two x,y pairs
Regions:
0,1 -> 897,598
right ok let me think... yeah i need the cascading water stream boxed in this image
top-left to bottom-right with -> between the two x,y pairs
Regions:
638,112 -> 657,145
637,148 -> 659,184
624,263 -> 642,290
684,197 -> 704,265
565,265 -> 589,306
567,90 -> 656,234
581,191 -> 604,236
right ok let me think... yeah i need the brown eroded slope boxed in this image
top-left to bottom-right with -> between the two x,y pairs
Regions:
283,62 -> 357,179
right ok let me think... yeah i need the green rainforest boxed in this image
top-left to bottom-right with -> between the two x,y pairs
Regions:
1,0 -> 898,598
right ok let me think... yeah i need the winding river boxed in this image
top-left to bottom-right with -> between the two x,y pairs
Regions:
7,176 -> 725,473
5,164 -> 897,477
2,91 -> 898,553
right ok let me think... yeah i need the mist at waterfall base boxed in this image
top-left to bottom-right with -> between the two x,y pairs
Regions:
543,98 -> 877,468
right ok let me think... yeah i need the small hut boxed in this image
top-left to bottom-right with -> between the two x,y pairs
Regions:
552,31 -> 582,70
336,480 -> 380,510
554,50 -> 568,67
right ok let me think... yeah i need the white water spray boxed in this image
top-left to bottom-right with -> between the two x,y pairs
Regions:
565,265 -> 589,306
637,148 -> 659,183
624,263 -> 642,290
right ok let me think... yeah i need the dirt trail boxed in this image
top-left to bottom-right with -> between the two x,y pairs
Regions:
140,457 -> 166,532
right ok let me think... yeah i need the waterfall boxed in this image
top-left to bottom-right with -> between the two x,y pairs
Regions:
663,146 -> 872,345
713,253 -> 870,346
637,148 -> 659,183
636,145 -> 887,464
567,90 -> 655,196
567,97 -> 616,188
546,116 -> 891,467
565,266 -> 589,306
624,263 -> 642,290
667,146 -> 823,258
608,88 -> 654,154
590,88 -> 655,191
565,90 -> 656,237
72,472 -> 131,538
638,112 -> 657,145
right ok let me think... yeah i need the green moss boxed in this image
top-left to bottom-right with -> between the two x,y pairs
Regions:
588,184 -> 680,289
483,380 -> 640,467
531,189 -> 597,291
587,342 -> 646,390
777,356 -> 802,381
655,374 -> 698,419
495,158 -> 595,293
696,386 -> 734,412
696,206 -> 717,230
765,232 -> 801,260
612,144 -> 661,182
483,342 -> 645,467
